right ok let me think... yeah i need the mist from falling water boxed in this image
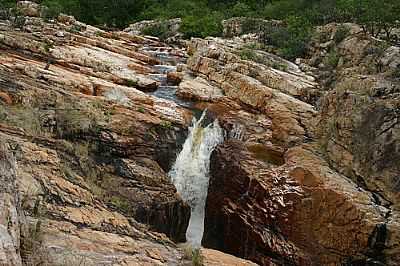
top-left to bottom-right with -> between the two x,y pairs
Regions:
169,110 -> 224,247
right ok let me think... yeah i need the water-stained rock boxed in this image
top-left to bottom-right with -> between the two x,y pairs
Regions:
204,140 -> 392,265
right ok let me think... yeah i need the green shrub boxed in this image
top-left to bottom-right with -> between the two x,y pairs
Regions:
109,195 -> 131,214
43,41 -> 54,54
125,79 -> 138,87
192,249 -> 203,266
390,65 -> 400,79
160,120 -> 173,129
239,48 -> 258,61
259,16 -> 313,60
229,2 -> 253,17
68,24 -> 85,33
141,23 -> 170,40
272,62 -> 288,71
181,12 -> 223,38
41,2 -> 62,21
272,16 -> 313,60
11,8 -> 26,29
334,24 -> 350,43
324,50 -> 340,69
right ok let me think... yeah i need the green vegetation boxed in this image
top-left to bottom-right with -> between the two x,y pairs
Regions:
182,245 -> 203,266
124,78 -> 138,87
68,24 -> 85,33
333,24 -> 351,43
324,50 -> 340,69
275,15 -> 313,60
192,249 -> 203,266
141,23 -> 171,40
109,195 -> 131,213
2,0 -> 398,57
238,47 -> 259,61
43,41 -> 54,53
160,120 -> 173,130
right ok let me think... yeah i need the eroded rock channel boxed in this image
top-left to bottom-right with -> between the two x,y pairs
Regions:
0,4 -> 399,266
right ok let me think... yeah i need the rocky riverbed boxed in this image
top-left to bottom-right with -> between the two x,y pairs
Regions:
1,2 -> 400,266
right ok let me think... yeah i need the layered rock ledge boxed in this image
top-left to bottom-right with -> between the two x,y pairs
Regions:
177,27 -> 400,265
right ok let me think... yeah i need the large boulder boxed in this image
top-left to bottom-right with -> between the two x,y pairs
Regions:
177,77 -> 224,102
204,140 -> 394,265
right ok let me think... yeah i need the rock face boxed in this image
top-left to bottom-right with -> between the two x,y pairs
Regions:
181,27 -> 400,265
0,6 -> 255,266
177,77 -> 223,102
0,143 -> 22,266
0,10 -> 193,265
2,3 -> 400,266
187,37 -> 318,147
201,248 -> 258,266
307,24 -> 400,211
205,141 -> 389,265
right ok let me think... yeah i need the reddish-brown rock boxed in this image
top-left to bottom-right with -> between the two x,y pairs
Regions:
0,12 -> 192,264
204,140 -> 391,265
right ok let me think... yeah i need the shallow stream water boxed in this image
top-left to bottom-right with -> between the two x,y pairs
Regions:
142,46 -> 224,247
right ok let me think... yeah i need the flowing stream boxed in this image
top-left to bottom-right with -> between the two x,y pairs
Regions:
169,111 -> 224,247
143,46 -> 224,246
141,46 -> 192,107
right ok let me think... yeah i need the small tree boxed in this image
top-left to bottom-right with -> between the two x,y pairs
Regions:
338,0 -> 400,40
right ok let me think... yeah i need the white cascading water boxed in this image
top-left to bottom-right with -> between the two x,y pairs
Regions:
169,110 -> 224,247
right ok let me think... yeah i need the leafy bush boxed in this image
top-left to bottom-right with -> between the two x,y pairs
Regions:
334,24 -> 350,43
109,195 -> 131,214
192,249 -> 203,266
390,65 -> 400,79
0,0 -> 15,8
181,12 -> 223,38
67,24 -> 85,33
239,48 -> 258,61
229,1 -> 253,17
141,23 -> 170,40
21,0 -> 400,40
262,16 -> 312,60
160,120 -> 173,129
272,62 -> 288,71
324,50 -> 340,69
41,1 -> 62,21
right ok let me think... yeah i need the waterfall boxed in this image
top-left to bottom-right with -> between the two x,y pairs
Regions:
169,110 -> 224,247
